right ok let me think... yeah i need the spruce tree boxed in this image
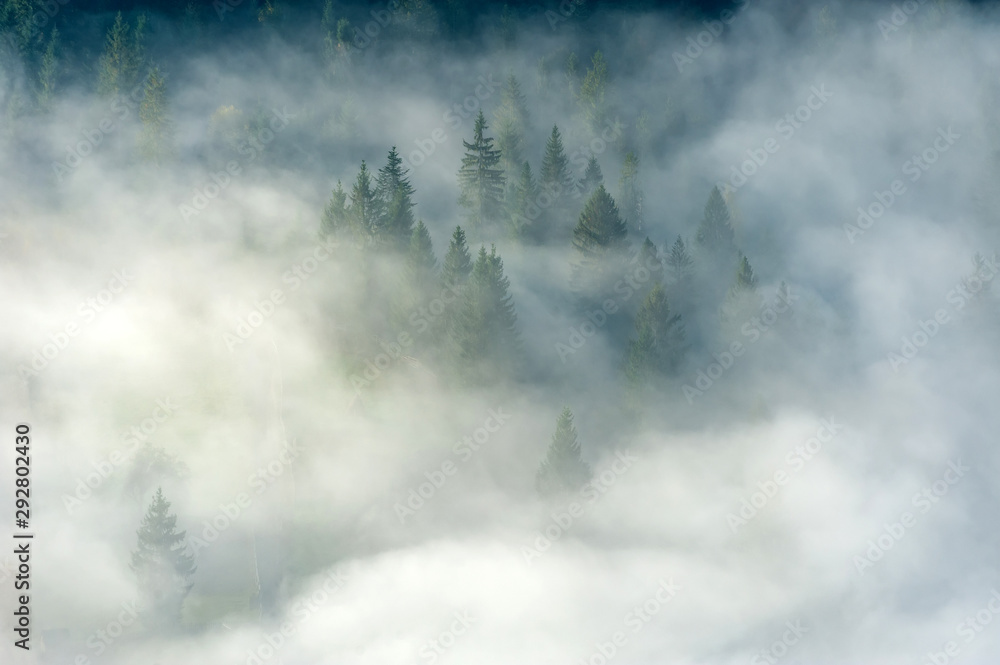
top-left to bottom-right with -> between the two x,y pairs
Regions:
540,124 -> 570,193
579,50 -> 609,131
138,67 -> 173,164
98,12 -> 146,98
579,155 -> 603,200
35,28 -> 58,112
449,245 -> 519,383
441,226 -> 473,288
493,74 -> 529,193
346,161 -> 381,245
665,236 -> 693,286
639,237 -> 661,280
375,147 -> 416,248
457,111 -> 505,235
536,408 -> 591,496
623,283 -> 686,390
510,161 -> 541,240
695,186 -> 737,254
130,488 -> 196,630
618,152 -> 642,232
320,180 -> 348,240
570,185 -> 628,299
721,253 -> 763,326
405,220 -> 437,290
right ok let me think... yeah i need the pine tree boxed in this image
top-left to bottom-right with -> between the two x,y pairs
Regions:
405,220 -> 437,290
320,180 -> 348,240
618,151 -> 643,232
494,74 -> 529,193
695,186 -> 737,254
449,245 -> 519,383
540,124 -> 570,193
346,161 -> 381,245
721,253 -> 763,325
623,283 -> 686,390
35,28 -> 58,112
457,111 -> 505,235
536,408 -> 591,496
130,488 -> 196,630
665,236 -> 693,286
441,226 -> 473,287
138,67 -> 173,164
98,12 -> 146,98
579,50 -> 609,131
579,155 -> 603,199
375,147 -> 416,248
510,161 -> 541,240
639,237 -> 661,279
570,185 -> 629,299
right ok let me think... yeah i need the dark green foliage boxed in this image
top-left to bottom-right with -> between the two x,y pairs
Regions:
98,12 -> 146,98
665,235 -> 693,285
130,488 -> 196,630
449,245 -> 519,383
623,283 -> 686,390
579,50 -> 608,130
579,155 -> 603,199
695,186 -> 737,254
375,146 -> 416,248
570,185 -> 629,299
346,161 -> 381,245
441,225 -> 473,287
494,74 -> 529,191
458,111 -> 505,234
536,408 -> 591,496
540,124 -> 570,193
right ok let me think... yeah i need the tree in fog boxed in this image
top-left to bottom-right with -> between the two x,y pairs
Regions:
536,408 -> 591,495
695,186 -> 737,255
458,111 -> 505,236
375,147 -> 416,249
570,185 -> 629,302
97,11 -> 146,97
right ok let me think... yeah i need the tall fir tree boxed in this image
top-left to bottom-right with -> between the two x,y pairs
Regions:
665,236 -> 694,286
570,185 -> 629,300
579,50 -> 609,131
35,27 -> 58,112
493,74 -> 529,197
130,488 -> 196,630
98,12 -> 146,98
540,124 -> 570,193
441,225 -> 473,287
538,125 -> 572,241
618,151 -> 643,232
695,186 -> 737,255
457,111 -> 505,236
405,220 -> 437,290
579,155 -> 603,200
623,283 -> 686,392
721,253 -> 763,327
509,161 -> 541,240
449,245 -> 519,383
320,180 -> 348,240
375,146 -> 416,248
346,161 -> 381,245
138,67 -> 173,164
536,408 -> 592,496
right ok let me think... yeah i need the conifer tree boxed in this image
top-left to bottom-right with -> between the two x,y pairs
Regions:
721,253 -> 763,325
695,186 -> 737,254
665,236 -> 693,286
623,283 -> 686,390
405,220 -> 437,290
579,155 -> 603,200
570,185 -> 629,299
35,28 -> 58,112
450,245 -> 519,382
540,124 -> 570,193
346,161 -> 381,245
510,161 -> 541,240
536,408 -> 591,496
320,180 -> 348,240
138,67 -> 173,164
441,225 -> 473,287
618,151 -> 642,232
579,50 -> 609,131
375,147 -> 416,248
457,111 -> 505,235
494,74 -> 529,193
98,12 -> 146,98
639,237 -> 661,279
130,488 -> 196,630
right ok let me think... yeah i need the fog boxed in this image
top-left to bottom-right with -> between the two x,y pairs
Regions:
2,1 -> 1000,664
